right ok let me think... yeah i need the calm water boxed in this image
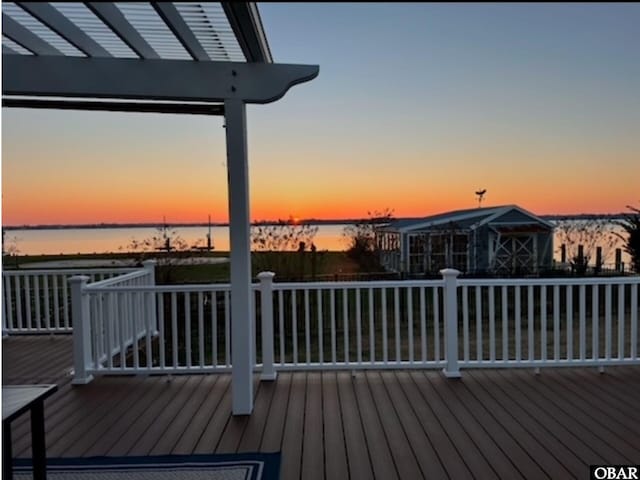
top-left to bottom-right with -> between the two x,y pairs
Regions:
3,224 -> 350,255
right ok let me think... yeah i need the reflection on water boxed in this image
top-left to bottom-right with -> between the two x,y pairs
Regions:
3,225 -> 351,255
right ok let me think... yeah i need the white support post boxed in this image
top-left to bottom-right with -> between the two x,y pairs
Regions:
69,276 -> 94,385
142,260 -> 158,335
441,268 -> 461,378
225,98 -> 254,415
258,272 -> 277,381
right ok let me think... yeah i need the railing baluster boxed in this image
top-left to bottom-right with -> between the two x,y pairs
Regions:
292,290 -> 298,365
305,289 -> 311,365
24,275 -> 32,330
579,285 -> 586,361
394,287 -> 400,362
369,287 -> 375,363
592,285 -> 599,361
198,292 -> 205,368
4,275 -> 14,332
420,286 -> 426,362
34,275 -> 41,330
476,286 -> 482,361
62,276 -> 70,330
53,275 -> 60,330
566,285 -> 573,360
553,285 -> 560,361
106,292 -> 114,369
491,285 -> 497,362
330,289 -> 336,365
356,288 -> 362,364
14,276 -> 22,330
462,285 -> 469,363
631,283 -> 638,360
343,288 -> 349,365
515,286 -> 521,362
501,286 -> 507,361
278,290 -> 285,365
159,292 -> 166,369
132,291 -> 140,371
185,293 -> 192,368
317,289 -> 323,365
43,275 -> 51,330
211,291 -> 217,367
407,287 -> 414,364
145,291 -> 153,369
528,285 -> 534,362
605,284 -> 612,361
171,292 -> 178,367
433,287 -> 440,362
382,288 -> 388,363
618,283 -> 625,360
119,292 -> 127,369
540,286 -> 547,363
224,291 -> 231,367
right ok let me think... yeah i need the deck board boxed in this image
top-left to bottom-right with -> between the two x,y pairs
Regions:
4,336 -> 640,480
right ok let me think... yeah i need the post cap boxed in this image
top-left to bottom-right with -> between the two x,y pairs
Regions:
257,271 -> 276,280
439,268 -> 461,277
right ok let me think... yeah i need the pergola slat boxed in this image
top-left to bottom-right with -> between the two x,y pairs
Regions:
2,44 -> 19,55
152,3 -> 210,62
85,2 -> 160,59
222,3 -> 271,63
16,2 -> 112,57
2,13 -> 64,56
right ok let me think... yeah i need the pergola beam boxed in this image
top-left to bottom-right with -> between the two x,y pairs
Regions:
3,55 -> 318,104
16,2 -> 112,57
2,13 -> 64,56
85,2 -> 159,59
1,98 -> 224,116
152,3 -> 210,61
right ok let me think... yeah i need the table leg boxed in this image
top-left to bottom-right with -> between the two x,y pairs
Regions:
3,421 -> 13,480
31,401 -> 47,480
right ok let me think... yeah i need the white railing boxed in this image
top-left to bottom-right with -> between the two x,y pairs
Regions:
2,267 -> 139,334
456,277 -> 639,370
69,268 -> 640,384
69,261 -> 157,383
264,277 -> 445,371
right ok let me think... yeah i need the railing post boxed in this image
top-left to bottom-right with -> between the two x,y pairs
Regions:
441,268 -> 461,378
258,272 -> 277,381
69,276 -> 94,385
2,277 -> 8,337
142,260 -> 158,335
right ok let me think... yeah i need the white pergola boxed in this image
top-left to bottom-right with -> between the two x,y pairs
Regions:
1,1 -> 318,415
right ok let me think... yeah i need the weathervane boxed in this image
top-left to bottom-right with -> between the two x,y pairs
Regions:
475,188 -> 487,208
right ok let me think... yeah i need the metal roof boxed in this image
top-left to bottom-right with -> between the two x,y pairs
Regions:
2,2 -> 270,63
385,205 -> 555,233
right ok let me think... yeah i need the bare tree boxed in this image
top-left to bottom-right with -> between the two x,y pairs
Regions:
343,208 -> 394,272
251,217 -> 323,280
615,204 -> 640,273
555,219 -> 620,274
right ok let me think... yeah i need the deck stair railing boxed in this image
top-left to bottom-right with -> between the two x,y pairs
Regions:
2,266 -> 139,334
69,268 -> 639,384
69,261 -> 157,384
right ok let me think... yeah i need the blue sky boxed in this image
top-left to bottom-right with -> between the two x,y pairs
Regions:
2,2 -> 639,225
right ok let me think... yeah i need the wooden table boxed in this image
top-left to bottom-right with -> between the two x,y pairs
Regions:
3,385 -> 58,480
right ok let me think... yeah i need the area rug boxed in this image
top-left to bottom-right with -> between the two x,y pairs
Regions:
12,453 -> 281,480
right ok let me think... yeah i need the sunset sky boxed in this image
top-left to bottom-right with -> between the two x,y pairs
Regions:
2,3 -> 639,226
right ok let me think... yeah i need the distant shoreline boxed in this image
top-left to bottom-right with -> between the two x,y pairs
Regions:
1,213 -> 628,231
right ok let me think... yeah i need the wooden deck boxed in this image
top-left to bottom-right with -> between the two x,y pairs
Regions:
3,335 -> 640,479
